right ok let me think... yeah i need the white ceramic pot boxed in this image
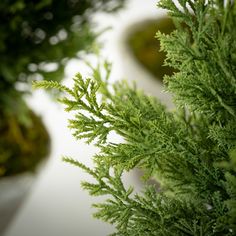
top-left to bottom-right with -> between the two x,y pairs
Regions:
0,172 -> 35,234
0,157 -> 48,235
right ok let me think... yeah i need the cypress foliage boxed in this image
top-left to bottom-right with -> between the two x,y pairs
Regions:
34,0 -> 236,235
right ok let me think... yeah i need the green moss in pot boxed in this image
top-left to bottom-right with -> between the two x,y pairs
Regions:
127,17 -> 175,81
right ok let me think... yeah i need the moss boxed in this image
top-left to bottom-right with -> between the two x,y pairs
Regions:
0,105 -> 50,177
127,17 -> 175,81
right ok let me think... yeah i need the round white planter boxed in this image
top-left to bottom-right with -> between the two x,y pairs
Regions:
0,158 -> 48,235
0,172 -> 35,234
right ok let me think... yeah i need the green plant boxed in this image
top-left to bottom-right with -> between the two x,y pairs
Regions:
127,17 -> 175,80
0,0 -> 125,177
0,106 -> 50,176
35,0 -> 236,235
0,0 -> 125,108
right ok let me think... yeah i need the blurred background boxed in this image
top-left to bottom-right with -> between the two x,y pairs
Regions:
0,0 -> 174,235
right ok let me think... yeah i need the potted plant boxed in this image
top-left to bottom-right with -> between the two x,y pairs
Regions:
117,15 -> 175,107
0,0 -> 125,233
126,16 -> 175,81
35,0 -> 236,235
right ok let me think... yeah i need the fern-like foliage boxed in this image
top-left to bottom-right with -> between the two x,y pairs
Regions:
34,0 -> 236,235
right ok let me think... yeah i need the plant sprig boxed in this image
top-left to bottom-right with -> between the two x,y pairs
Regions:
34,1 -> 236,234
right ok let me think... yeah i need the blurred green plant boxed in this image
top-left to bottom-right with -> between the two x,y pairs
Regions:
0,0 -> 125,177
127,17 -> 175,81
0,0 -> 125,107
0,104 -> 50,176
